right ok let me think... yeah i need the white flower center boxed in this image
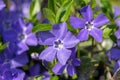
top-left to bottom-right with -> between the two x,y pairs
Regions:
53,39 -> 63,50
85,21 -> 94,31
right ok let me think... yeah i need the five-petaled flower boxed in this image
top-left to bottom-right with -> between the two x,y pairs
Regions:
70,5 -> 109,42
38,22 -> 79,65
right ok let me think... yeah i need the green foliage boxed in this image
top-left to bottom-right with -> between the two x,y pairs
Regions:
50,76 -> 59,80
34,76 -> 44,80
48,0 -> 56,14
29,0 -> 41,19
43,8 -> 56,24
0,42 -> 8,51
103,25 -> 117,38
55,0 -> 73,23
32,24 -> 52,33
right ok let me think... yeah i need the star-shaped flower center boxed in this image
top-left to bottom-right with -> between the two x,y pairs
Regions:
85,21 -> 94,31
53,39 -> 63,50
18,33 -> 26,41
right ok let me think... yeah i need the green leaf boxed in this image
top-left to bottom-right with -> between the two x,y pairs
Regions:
50,76 -> 58,80
30,0 -> 41,19
91,0 -> 96,8
56,0 -> 73,23
43,8 -> 56,24
32,24 -> 52,33
34,76 -> 44,80
0,43 -> 8,51
103,25 -> 117,38
48,0 -> 56,14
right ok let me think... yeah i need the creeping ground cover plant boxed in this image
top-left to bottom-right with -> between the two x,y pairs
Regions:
1,0 -> 120,80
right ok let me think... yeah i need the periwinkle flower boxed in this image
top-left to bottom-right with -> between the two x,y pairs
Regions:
38,22 -> 79,65
114,7 -> 120,47
12,19 -> 38,54
52,48 -> 81,76
114,60 -> 120,72
0,63 -> 25,80
0,0 -> 5,10
70,5 -> 109,42
106,47 -> 120,61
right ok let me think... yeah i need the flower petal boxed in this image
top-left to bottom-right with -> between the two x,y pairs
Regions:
90,27 -> 102,42
114,7 -> 120,18
37,31 -> 55,45
80,5 -> 93,21
72,58 -> 81,66
115,18 -> 120,27
106,48 -> 120,61
63,31 -> 79,48
117,39 -> 120,47
77,29 -> 89,42
52,62 -> 66,75
25,33 -> 38,46
67,64 -> 75,76
52,22 -> 67,39
39,47 -> 56,62
0,1 -> 5,10
57,48 -> 71,65
29,64 -> 40,76
10,53 -> 29,68
17,42 -> 29,55
70,16 -> 86,28
114,60 -> 120,72
115,29 -> 120,39
93,14 -> 109,27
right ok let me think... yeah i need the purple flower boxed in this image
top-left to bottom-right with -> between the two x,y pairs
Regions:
38,22 -> 79,65
114,60 -> 120,72
12,19 -> 38,54
106,47 -> 120,61
0,0 -> 5,10
0,63 -> 25,80
70,5 -> 109,42
52,48 -> 81,76
114,7 -> 120,47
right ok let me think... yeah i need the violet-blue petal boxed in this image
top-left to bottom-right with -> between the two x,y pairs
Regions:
117,39 -> 120,47
25,23 -> 33,34
106,48 -> 120,61
77,29 -> 89,41
90,27 -> 102,42
52,62 -> 66,75
38,31 -> 55,45
114,7 -> 120,18
57,48 -> 71,65
115,18 -> 120,27
93,14 -> 109,27
67,64 -> 75,76
22,3 -> 30,18
80,5 -> 93,21
29,64 -> 40,76
72,58 -> 81,66
25,33 -> 37,46
52,22 -> 67,39
0,1 -> 5,10
17,42 -> 29,55
63,31 -> 79,48
70,16 -> 86,28
114,60 -> 120,72
10,53 -> 29,68
39,47 -> 56,62
115,29 -> 120,39
70,48 -> 77,59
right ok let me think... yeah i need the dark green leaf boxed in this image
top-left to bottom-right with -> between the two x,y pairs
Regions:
48,0 -> 56,14
103,25 -> 117,38
30,0 -> 41,19
0,43 -> 8,51
43,8 -> 56,24
50,76 -> 58,80
32,24 -> 52,33
56,0 -> 73,23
